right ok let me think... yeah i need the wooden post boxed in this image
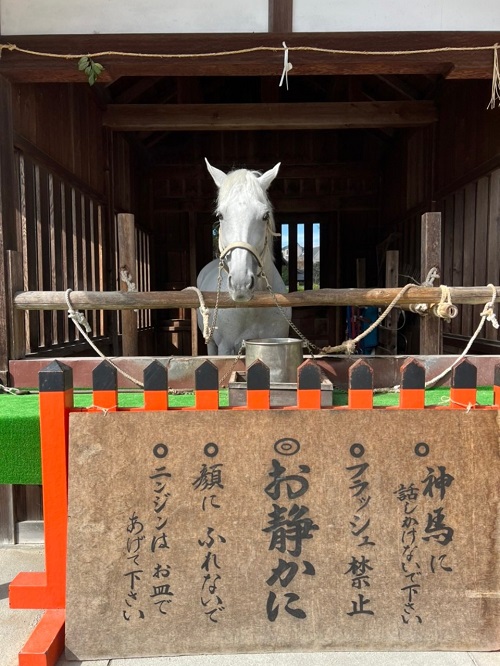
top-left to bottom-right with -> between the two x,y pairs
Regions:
117,213 -> 138,356
0,485 -> 15,544
420,212 -> 442,354
0,76 -> 19,383
383,250 -> 399,354
7,250 -> 26,360
189,212 -> 199,356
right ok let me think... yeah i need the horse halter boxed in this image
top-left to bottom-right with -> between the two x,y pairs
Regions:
218,222 -> 279,276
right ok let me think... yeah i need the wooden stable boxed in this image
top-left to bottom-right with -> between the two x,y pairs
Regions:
0,0 -> 498,578
8,356 -> 500,663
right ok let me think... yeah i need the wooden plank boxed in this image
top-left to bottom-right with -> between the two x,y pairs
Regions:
268,0 -> 293,32
0,33 -> 497,81
420,212 -> 442,354
474,177 -> 489,329
117,213 -> 138,356
14,285 -> 500,311
0,76 -> 18,382
7,250 -> 25,359
383,250 -> 399,354
153,194 -> 379,214
104,102 -> 437,131
451,190 -> 464,335
462,182 -> 476,337
189,213 -> 199,356
486,170 -> 500,340
0,485 -> 15,544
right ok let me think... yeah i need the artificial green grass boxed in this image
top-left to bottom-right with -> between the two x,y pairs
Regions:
0,387 -> 494,485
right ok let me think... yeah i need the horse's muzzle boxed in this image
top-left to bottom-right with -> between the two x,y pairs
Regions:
228,274 -> 255,302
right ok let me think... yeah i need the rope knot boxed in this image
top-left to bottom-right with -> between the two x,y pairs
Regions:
431,285 -> 458,322
65,289 -> 92,333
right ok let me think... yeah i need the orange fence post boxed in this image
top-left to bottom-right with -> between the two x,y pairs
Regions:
10,361 -> 73,666
90,360 -> 118,411
10,361 -> 73,609
449,358 -> 477,409
348,359 -> 373,409
246,360 -> 270,410
494,364 -> 500,408
297,360 -> 322,409
143,360 -> 169,411
399,358 -> 425,409
195,360 -> 219,410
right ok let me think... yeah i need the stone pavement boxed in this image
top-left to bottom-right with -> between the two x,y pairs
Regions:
2,545 -> 500,666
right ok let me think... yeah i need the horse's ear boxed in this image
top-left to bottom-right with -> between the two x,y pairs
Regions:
205,158 -> 227,188
257,162 -> 280,191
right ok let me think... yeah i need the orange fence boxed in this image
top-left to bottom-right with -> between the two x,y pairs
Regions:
9,356 -> 500,665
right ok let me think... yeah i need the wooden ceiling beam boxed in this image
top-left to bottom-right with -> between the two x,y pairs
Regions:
103,101 -> 437,131
0,32 -> 497,82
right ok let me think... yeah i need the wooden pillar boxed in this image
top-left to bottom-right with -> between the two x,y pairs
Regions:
0,484 -> 15,544
117,213 -> 138,356
268,0 -> 293,32
383,250 -> 399,355
104,128 -> 120,355
189,212 -> 199,356
0,75 -> 19,383
7,250 -> 26,360
420,212 -> 442,354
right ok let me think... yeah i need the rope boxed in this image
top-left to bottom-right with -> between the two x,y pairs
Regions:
425,284 -> 498,388
321,283 -> 415,355
1,41 -> 497,61
65,288 -> 145,388
1,40 -> 498,108
431,285 -> 458,322
183,286 -> 212,342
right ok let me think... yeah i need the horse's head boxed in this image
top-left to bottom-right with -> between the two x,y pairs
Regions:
205,158 -> 280,303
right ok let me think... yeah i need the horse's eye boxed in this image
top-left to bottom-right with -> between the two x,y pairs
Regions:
263,211 -> 270,222
216,212 -> 223,221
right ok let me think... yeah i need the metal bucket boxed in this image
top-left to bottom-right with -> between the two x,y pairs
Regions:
244,338 -> 303,384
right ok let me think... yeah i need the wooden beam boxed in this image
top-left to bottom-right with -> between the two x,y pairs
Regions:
14,285 -> 500,311
103,101 -> 437,131
0,33 -> 497,81
269,0 -> 293,32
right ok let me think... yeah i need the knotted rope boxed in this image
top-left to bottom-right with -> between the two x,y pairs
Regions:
65,288 -> 145,388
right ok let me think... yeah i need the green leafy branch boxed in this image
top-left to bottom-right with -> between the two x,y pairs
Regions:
77,56 -> 104,85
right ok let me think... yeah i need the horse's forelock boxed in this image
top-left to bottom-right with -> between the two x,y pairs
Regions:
216,168 -> 276,259
218,169 -> 275,229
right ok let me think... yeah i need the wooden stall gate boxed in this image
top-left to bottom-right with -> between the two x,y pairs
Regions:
9,357 -> 500,664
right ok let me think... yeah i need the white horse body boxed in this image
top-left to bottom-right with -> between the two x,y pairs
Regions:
197,160 -> 290,355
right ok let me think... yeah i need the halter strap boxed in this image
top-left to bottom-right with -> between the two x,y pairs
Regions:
218,221 -> 279,274
219,241 -> 264,272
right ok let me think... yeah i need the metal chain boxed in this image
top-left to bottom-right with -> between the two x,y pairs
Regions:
204,260 -> 224,344
260,270 -> 321,356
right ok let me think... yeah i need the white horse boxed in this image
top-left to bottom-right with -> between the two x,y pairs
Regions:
197,159 -> 291,355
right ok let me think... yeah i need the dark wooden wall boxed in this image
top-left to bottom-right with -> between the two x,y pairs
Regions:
9,82 -> 152,357
381,80 -> 500,354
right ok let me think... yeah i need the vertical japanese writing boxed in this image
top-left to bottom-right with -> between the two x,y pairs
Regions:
193,443 -> 226,623
149,442 -> 174,615
421,463 -> 455,575
394,481 -> 422,624
122,510 -> 145,621
263,438 -> 318,622
345,443 -> 375,618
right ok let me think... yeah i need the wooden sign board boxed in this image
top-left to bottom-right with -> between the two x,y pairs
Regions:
66,410 -> 500,660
